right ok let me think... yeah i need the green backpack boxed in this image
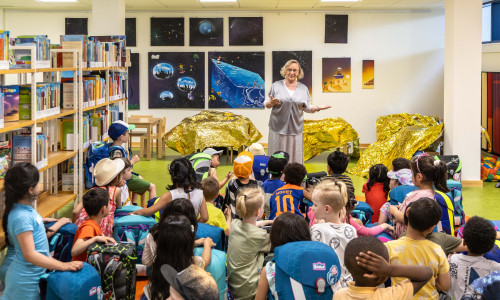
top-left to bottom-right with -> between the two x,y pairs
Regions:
87,242 -> 137,300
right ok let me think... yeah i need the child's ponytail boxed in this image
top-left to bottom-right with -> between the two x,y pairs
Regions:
236,187 -> 264,219
433,160 -> 450,193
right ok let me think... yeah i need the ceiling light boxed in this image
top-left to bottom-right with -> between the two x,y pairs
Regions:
199,0 -> 237,2
38,0 -> 78,2
321,0 -> 360,2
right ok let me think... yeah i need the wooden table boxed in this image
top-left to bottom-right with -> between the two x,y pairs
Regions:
128,117 -> 160,160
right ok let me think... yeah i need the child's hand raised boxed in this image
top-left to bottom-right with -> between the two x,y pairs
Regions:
356,251 -> 391,279
131,155 -> 140,165
226,171 -> 233,179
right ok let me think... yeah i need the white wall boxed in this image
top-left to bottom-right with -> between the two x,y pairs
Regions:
3,9 -> 445,144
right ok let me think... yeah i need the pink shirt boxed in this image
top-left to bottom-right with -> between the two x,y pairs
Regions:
307,208 -> 385,236
394,189 -> 435,238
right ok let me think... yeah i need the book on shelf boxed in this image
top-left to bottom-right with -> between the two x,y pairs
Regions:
12,35 -> 51,69
0,140 -> 11,179
61,79 -> 75,109
0,30 -> 10,68
59,118 -> 74,150
0,86 -> 19,122
12,133 -> 48,169
61,173 -> 74,191
61,35 -> 89,67
19,82 -> 61,119
0,92 -> 4,128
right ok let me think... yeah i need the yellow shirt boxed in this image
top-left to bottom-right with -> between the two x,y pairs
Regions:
206,202 -> 228,231
386,236 -> 450,300
333,280 -> 413,300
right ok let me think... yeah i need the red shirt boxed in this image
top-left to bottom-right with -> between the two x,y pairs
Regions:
72,219 -> 103,262
362,182 -> 388,222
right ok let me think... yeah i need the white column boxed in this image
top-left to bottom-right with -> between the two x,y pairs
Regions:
90,0 -> 125,36
444,0 -> 482,184
0,9 -> 4,30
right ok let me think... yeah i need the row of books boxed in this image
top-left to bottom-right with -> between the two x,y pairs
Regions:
12,35 -> 51,69
109,72 -> 126,100
83,75 -> 106,108
61,35 -> 127,68
0,31 -> 9,68
12,133 -> 49,170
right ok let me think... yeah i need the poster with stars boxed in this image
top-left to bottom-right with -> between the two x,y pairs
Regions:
150,17 -> 184,46
148,52 -> 205,109
322,57 -> 351,93
325,15 -> 348,44
229,17 -> 263,46
272,51 -> 313,99
190,18 -> 223,46
208,51 -> 265,109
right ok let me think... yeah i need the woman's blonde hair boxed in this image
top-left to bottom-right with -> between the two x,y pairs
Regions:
280,59 -> 304,80
312,179 -> 348,213
236,187 -> 264,219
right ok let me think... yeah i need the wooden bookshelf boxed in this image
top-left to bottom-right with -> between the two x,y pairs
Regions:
0,120 -> 35,134
37,67 -> 77,73
39,151 -> 78,172
109,98 -> 127,105
37,193 -> 77,220
0,68 -> 36,75
36,109 -> 77,123
83,101 -> 108,112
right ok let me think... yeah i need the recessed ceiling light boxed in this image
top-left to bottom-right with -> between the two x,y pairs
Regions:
321,0 -> 360,2
199,0 -> 237,2
38,0 -> 78,2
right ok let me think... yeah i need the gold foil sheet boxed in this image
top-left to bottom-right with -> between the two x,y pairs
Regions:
164,110 -> 263,155
303,118 -> 359,161
350,113 -> 443,177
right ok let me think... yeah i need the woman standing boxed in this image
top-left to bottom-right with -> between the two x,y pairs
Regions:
265,59 -> 330,164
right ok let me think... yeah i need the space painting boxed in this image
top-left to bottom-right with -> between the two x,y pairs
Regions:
148,52 -> 205,109
190,18 -> 223,46
151,18 -> 184,46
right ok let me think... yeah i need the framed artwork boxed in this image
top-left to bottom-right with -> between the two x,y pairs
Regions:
229,17 -> 263,46
128,53 -> 140,110
272,51 -> 313,98
325,15 -> 348,44
125,18 -> 136,47
362,60 -> 375,89
208,51 -> 265,109
189,18 -> 223,46
148,52 -> 205,109
322,57 -> 351,93
65,18 -> 88,35
150,17 -> 184,46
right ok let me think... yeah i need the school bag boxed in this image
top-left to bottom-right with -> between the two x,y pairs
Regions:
113,205 -> 143,219
186,152 -> 212,182
446,179 -> 466,227
193,247 -> 227,300
39,262 -> 103,300
45,221 -> 78,262
146,197 -> 163,222
434,190 -> 455,235
273,241 -> 342,299
196,222 -> 226,251
112,210 -> 157,264
350,201 -> 373,225
87,242 -> 137,300
434,155 -> 462,182
85,142 -> 127,189
252,155 -> 270,183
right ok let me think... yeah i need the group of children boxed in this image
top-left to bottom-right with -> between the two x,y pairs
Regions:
1,121 -> 500,300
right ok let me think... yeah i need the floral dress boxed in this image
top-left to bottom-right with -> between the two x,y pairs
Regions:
75,186 -> 118,237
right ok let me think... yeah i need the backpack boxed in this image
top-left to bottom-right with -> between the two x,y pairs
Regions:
112,212 -> 157,264
39,262 -> 103,300
146,197 -> 163,222
196,223 -> 226,251
273,241 -> 342,300
193,247 -> 227,300
85,142 -> 126,189
252,155 -> 270,183
446,179 -> 465,227
87,242 -> 137,300
186,152 -> 212,183
113,205 -> 143,219
434,190 -> 455,235
350,201 -> 373,225
45,221 -> 78,262
434,155 -> 462,182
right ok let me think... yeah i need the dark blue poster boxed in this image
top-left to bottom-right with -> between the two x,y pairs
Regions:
128,53 -> 140,110
208,51 -> 265,109
148,52 -> 205,109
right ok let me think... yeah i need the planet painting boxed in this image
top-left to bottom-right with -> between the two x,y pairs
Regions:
190,18 -> 223,46
148,52 -> 205,109
153,63 -> 174,80
229,17 -> 263,46
151,17 -> 184,46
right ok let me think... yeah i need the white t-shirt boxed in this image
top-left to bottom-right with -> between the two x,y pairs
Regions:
170,188 -> 204,216
310,222 -> 357,290
448,253 -> 500,300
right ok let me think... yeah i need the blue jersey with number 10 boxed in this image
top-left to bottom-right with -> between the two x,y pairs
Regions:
269,184 -> 305,220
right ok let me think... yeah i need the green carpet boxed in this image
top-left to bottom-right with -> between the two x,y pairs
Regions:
57,148 -> 500,221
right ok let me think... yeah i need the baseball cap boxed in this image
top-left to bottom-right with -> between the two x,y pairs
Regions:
268,156 -> 286,175
246,143 -> 266,156
233,151 -> 254,178
387,168 -> 414,186
108,120 -> 136,140
271,151 -> 290,164
202,148 -> 223,157
161,264 -> 219,300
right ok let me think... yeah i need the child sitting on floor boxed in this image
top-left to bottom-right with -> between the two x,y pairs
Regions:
202,176 -> 231,236
333,236 -> 433,299
362,164 -> 390,222
262,152 -> 287,219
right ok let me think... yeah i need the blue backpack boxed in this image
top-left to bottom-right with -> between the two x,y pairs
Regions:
434,190 -> 455,235
252,155 -> 270,183
196,223 -> 226,251
112,210 -> 157,264
46,221 -> 78,262
193,248 -> 227,300
39,262 -> 103,300
350,201 -> 374,225
147,197 -> 163,222
85,142 -> 127,189
273,241 -> 342,299
446,179 -> 465,228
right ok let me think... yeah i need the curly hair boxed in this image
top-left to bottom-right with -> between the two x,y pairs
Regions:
463,216 -> 497,255
168,157 -> 200,193
283,163 -> 307,186
366,164 -> 390,193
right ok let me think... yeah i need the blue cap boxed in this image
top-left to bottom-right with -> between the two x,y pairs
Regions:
108,120 -> 135,140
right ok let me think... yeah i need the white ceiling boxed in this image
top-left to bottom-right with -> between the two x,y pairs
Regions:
0,0 -> 446,11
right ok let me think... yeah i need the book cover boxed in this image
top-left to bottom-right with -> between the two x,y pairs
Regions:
12,134 -> 31,164
0,85 -> 19,122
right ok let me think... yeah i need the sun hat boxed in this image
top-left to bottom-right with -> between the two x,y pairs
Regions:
93,158 -> 125,186
202,148 -> 223,157
160,264 -> 219,300
387,168 -> 414,186
246,143 -> 266,156
233,151 -> 254,178
108,120 -> 136,140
